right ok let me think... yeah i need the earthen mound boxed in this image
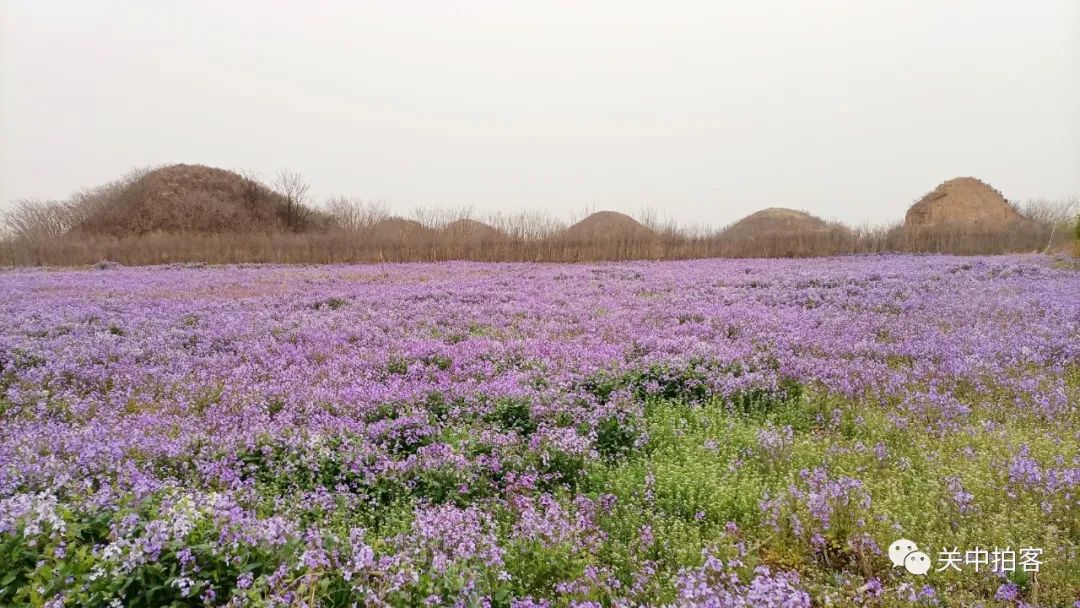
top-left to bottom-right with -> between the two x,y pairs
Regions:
561,211 -> 655,241
905,177 -> 1022,230
724,208 -> 830,239
74,164 -> 308,235
369,218 -> 436,240
442,219 -> 505,242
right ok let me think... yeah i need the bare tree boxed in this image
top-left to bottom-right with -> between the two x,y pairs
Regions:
326,197 -> 388,233
65,166 -> 154,232
1018,198 -> 1080,227
3,198 -> 78,242
239,169 -> 263,214
273,169 -> 311,231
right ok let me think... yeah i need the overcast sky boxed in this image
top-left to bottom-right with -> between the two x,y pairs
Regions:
2,1 -> 1078,227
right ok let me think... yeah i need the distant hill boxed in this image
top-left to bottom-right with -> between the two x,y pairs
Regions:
442,219 -> 504,242
5,163 -> 1067,265
562,211 -> 655,241
368,217 -> 436,240
905,177 -> 1023,230
74,164 -> 321,236
724,208 -> 831,238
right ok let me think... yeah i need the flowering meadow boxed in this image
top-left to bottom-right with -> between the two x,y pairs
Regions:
1,255 -> 1078,607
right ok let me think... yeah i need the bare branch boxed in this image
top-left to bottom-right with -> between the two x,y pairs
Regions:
273,169 -> 312,231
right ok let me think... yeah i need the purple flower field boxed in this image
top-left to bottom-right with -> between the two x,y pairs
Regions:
1,254 -> 1078,607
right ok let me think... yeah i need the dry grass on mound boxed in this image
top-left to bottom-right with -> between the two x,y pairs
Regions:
723,207 -> 830,237
2,168 -> 1077,265
73,165 -> 330,236
561,211 -> 656,242
2,218 -> 1073,266
905,177 -> 1024,230
442,219 -> 505,242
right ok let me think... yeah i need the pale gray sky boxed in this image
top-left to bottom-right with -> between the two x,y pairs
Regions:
2,1 -> 1078,227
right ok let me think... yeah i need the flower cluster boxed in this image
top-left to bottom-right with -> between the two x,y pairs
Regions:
1,254 -> 1077,605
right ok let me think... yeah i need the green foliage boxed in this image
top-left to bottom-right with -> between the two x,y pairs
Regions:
310,297 -> 349,310
595,414 -> 640,461
412,463 -> 489,506
541,450 -> 588,491
424,391 -> 451,422
487,398 -> 537,436
0,500 -> 302,608
504,541 -> 587,597
8,366 -> 1080,605
386,357 -> 409,375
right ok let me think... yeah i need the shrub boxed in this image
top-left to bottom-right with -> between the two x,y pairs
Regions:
595,414 -> 641,461
488,398 -> 537,436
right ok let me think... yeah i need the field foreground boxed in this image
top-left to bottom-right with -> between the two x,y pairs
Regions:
1,255 -> 1078,607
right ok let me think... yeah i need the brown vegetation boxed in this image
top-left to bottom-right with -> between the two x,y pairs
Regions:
717,208 -> 854,258
900,178 -> 1075,254
905,177 -> 1023,230
724,208 -> 830,237
1,168 -> 1077,266
71,164 -> 326,236
562,211 -> 656,242
443,219 -> 504,242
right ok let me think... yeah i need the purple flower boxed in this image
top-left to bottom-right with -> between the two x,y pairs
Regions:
0,255 -> 1075,605
995,582 -> 1019,601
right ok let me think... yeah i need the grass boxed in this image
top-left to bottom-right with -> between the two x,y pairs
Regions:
553,378 -> 1080,604
4,374 -> 1077,605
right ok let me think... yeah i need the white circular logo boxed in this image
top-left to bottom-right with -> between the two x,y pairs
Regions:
888,538 -> 919,568
904,551 -> 932,575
